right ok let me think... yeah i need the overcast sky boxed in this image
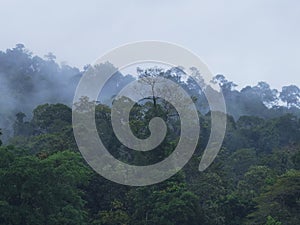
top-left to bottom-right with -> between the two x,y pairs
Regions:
0,0 -> 299,90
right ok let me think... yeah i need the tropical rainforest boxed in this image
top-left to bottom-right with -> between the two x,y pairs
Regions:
0,44 -> 299,225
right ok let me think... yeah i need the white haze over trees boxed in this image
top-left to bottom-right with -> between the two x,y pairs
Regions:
1,44 -> 300,143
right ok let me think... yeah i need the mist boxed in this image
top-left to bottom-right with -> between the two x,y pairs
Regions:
0,44 -> 81,141
1,44 -> 300,143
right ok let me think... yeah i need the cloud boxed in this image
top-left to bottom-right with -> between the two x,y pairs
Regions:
0,0 -> 299,90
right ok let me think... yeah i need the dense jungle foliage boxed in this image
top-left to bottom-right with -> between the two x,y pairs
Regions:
0,45 -> 299,225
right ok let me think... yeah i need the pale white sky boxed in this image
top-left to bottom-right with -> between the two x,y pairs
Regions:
0,0 -> 299,90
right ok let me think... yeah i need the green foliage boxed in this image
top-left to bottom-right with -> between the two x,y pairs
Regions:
0,149 -> 90,225
1,75 -> 300,225
91,200 -> 130,225
128,178 -> 200,225
2,99 -> 300,225
265,216 -> 282,225
32,103 -> 72,134
292,150 -> 300,170
225,148 -> 258,182
247,170 -> 300,225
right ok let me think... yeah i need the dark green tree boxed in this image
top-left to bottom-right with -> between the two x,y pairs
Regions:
247,170 -> 300,225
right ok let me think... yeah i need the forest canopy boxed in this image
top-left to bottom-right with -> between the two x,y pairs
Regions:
0,44 -> 299,225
